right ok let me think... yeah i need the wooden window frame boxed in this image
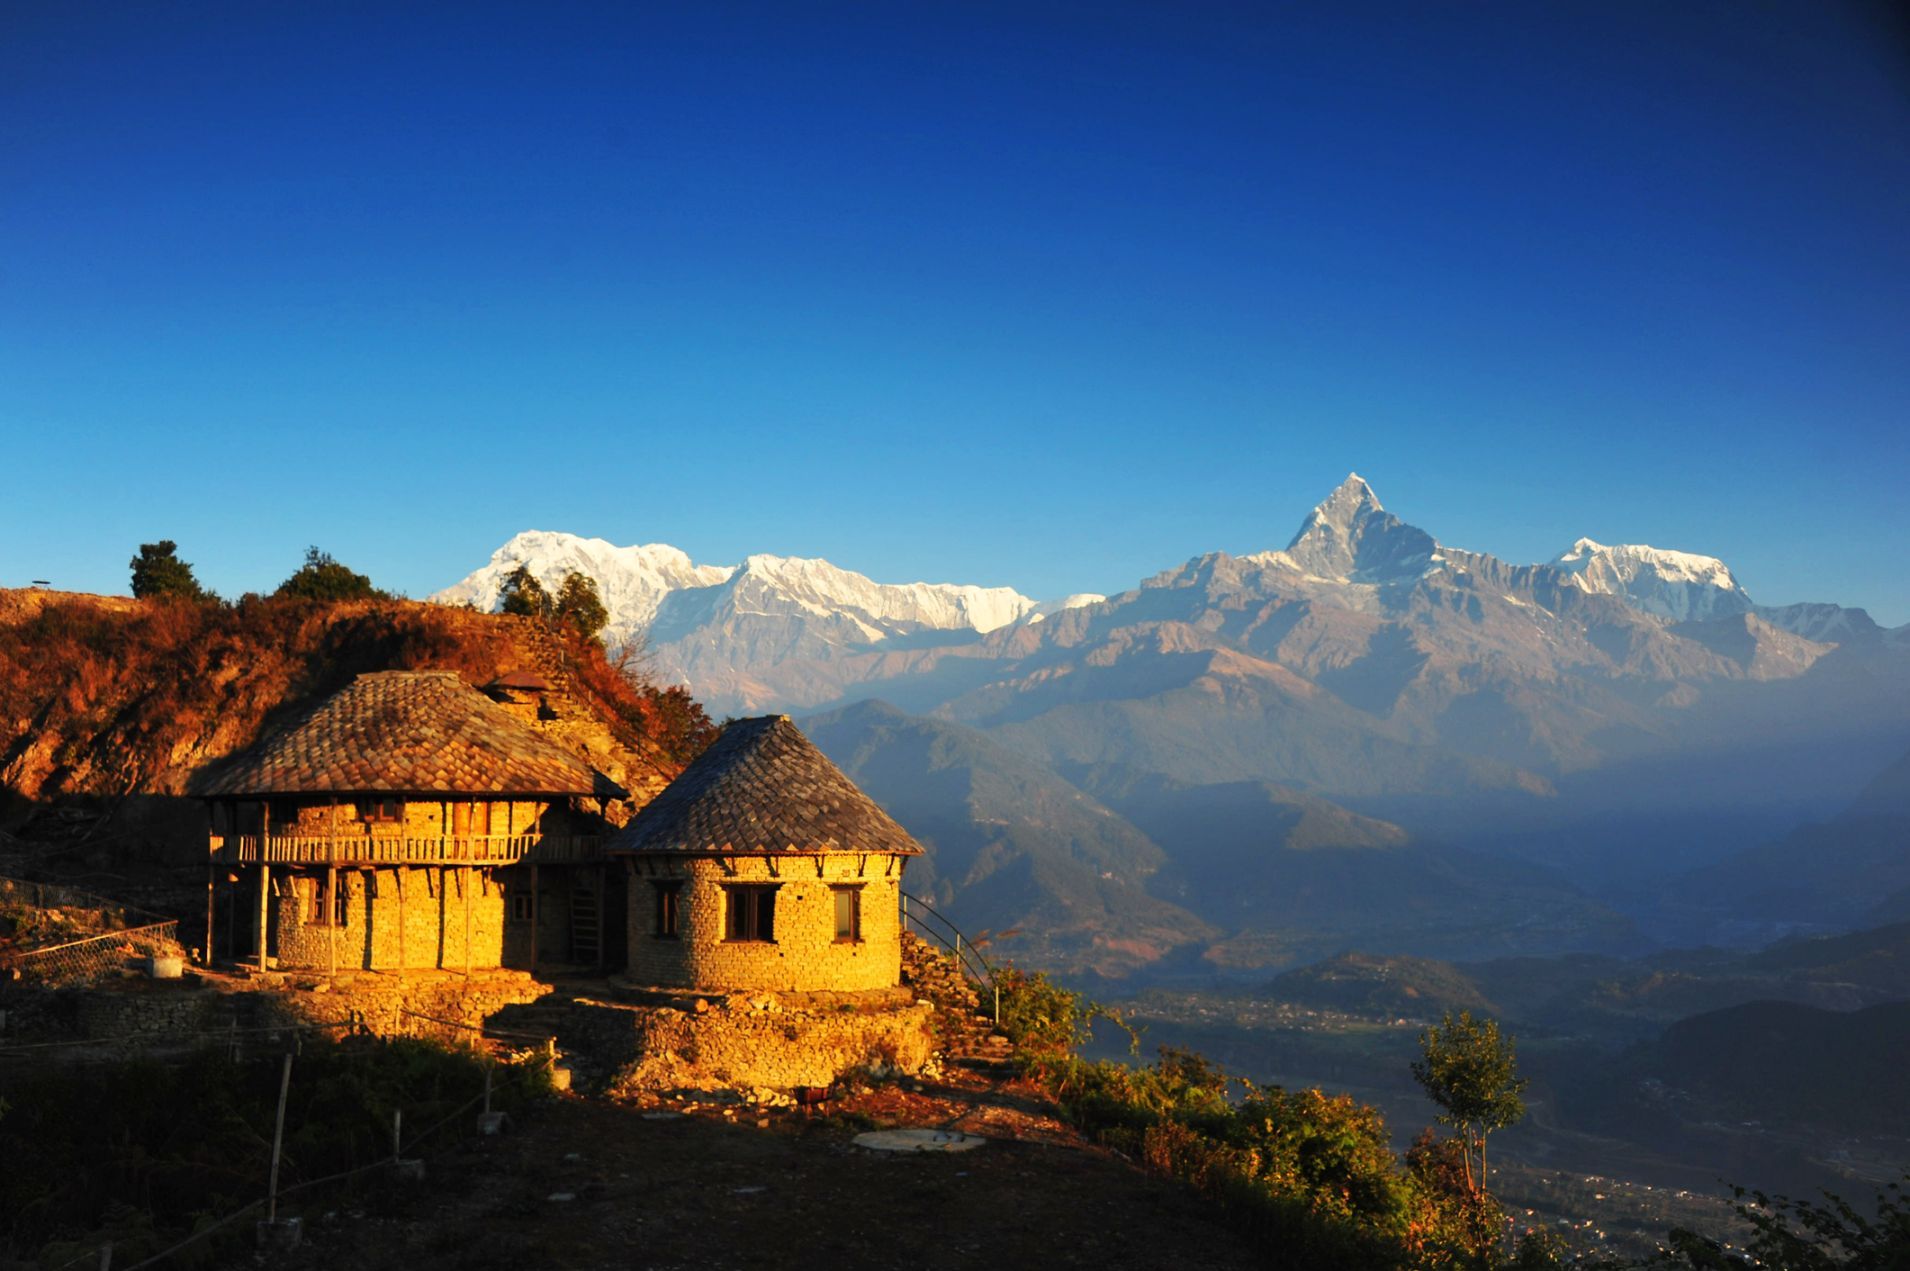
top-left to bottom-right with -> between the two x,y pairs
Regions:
723,884 -> 778,943
362,796 -> 404,824
831,885 -> 863,944
652,880 -> 682,939
308,875 -> 347,927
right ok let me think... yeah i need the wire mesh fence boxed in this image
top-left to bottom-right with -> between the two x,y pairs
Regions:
0,873 -> 184,984
6,920 -> 184,984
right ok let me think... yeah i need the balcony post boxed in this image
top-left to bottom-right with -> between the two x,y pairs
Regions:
257,800 -> 271,973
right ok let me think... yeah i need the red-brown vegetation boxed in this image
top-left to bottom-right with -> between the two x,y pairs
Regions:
0,590 -> 715,814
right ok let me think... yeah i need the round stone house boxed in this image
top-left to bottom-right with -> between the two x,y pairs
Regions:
609,715 -> 924,994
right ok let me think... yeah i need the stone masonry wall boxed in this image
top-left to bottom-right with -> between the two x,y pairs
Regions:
578,991 -> 936,1093
625,854 -> 904,993
262,860 -> 611,972
271,866 -> 507,970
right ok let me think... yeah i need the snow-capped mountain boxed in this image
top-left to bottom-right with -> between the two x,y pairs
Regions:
433,531 -> 734,647
431,531 -> 1059,654
1247,472 -> 1442,584
435,476 -> 1902,725
1549,538 -> 1753,622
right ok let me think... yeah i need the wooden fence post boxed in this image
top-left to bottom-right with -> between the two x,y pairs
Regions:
266,1052 -> 294,1222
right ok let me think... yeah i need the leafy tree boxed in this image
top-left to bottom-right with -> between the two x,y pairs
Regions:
128,541 -> 208,601
1656,1176 -> 1910,1270
497,564 -> 551,618
552,571 -> 609,641
275,547 -> 383,601
1411,1010 -> 1528,1197
1404,1128 -> 1504,1267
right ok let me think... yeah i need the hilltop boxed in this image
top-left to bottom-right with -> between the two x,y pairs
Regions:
0,588 -> 714,844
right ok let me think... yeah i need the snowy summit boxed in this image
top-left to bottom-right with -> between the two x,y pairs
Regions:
1550,538 -> 1752,622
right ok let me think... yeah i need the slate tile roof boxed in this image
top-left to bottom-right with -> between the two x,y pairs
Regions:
607,715 -> 923,856
197,671 -> 624,798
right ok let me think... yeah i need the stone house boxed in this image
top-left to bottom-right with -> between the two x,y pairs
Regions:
609,715 -> 924,994
198,670 -> 626,975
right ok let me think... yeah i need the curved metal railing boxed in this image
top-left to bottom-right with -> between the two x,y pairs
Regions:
899,888 -> 998,1021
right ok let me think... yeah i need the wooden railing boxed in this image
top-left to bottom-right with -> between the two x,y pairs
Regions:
210,834 -> 605,866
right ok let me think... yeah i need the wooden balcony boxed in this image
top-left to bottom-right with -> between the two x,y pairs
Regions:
211,833 -> 606,867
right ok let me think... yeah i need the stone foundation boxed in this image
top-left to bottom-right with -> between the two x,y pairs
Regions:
565,988 -> 937,1093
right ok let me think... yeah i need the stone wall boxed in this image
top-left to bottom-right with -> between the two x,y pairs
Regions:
625,854 -> 905,993
249,860 -> 612,972
572,990 -> 936,1093
268,970 -> 550,1044
270,865 -> 505,970
0,970 -> 551,1055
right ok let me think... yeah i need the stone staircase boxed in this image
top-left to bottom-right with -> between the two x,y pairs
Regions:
507,620 -> 679,810
900,932 -> 1013,1074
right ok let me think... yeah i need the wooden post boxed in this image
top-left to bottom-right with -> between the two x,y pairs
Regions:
529,862 -> 540,969
463,868 -> 472,978
392,1109 -> 402,1162
596,864 -> 606,973
327,863 -> 337,977
256,864 -> 270,974
205,863 -> 216,967
397,866 -> 408,982
257,802 -> 271,972
266,1051 -> 293,1222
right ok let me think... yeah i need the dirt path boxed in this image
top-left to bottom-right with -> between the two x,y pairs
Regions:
284,1068 -> 1265,1270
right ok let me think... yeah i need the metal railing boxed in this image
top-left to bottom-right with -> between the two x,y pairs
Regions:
210,833 -> 605,866
900,888 -> 998,1021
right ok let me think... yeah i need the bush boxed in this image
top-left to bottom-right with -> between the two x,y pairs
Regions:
996,964 -> 1129,1061
275,547 -> 385,601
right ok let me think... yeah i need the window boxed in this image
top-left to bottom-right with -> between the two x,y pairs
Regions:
269,799 -> 299,829
831,886 -> 862,943
724,885 -> 777,942
362,797 -> 403,823
653,881 -> 682,938
308,875 -> 347,927
509,891 -> 533,923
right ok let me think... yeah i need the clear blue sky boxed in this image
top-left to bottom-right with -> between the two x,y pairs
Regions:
4,2 -> 1907,620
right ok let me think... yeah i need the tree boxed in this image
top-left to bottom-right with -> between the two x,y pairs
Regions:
129,540 -> 208,601
552,571 -> 609,641
275,547 -> 384,601
1659,1176 -> 1910,1270
1411,1010 -> 1528,1198
498,564 -> 550,618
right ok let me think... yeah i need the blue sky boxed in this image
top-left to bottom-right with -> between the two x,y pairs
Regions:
3,2 -> 1907,620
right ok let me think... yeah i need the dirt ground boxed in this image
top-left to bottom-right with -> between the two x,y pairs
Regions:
280,1065 -> 1266,1270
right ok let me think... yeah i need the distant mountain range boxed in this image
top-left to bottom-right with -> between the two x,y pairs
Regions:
437,474 -> 1904,722
435,476 -> 1910,974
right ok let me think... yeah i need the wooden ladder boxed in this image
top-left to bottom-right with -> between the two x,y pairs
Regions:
568,886 -> 600,965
